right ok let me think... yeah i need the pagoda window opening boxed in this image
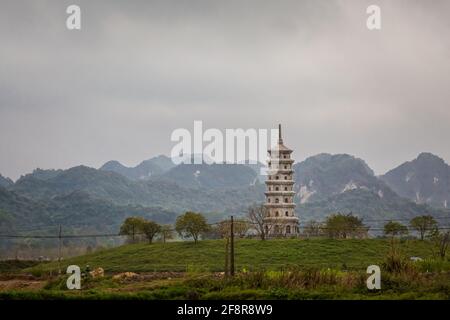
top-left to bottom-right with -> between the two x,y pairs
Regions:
285,211 -> 289,216
275,186 -> 279,191
284,187 -> 288,191
286,226 -> 291,234
275,198 -> 279,203
275,211 -> 279,217
284,198 -> 289,203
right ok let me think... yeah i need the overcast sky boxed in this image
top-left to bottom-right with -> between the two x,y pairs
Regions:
0,0 -> 449,180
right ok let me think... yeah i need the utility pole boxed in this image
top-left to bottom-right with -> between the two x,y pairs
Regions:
224,237 -> 229,277
58,225 -> 62,274
230,216 -> 235,276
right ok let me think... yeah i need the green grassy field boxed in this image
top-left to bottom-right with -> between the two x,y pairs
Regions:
1,238 -> 449,300
26,238 -> 439,275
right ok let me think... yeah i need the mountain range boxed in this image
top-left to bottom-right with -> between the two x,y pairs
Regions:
380,152 -> 450,209
99,155 -> 175,180
294,153 -> 448,228
1,152 -> 449,240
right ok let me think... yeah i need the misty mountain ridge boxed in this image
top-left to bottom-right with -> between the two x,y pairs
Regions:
0,186 -> 177,239
1,152 -> 449,239
100,155 -> 175,181
152,163 -> 260,189
100,153 -> 266,188
380,152 -> 450,209
7,164 -> 264,214
294,153 -> 383,204
292,153 -> 446,227
0,174 -> 13,188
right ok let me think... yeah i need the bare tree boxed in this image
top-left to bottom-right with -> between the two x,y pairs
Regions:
431,230 -> 450,259
247,204 -> 270,240
160,225 -> 174,243
303,220 -> 323,238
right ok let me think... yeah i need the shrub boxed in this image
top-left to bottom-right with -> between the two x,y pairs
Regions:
382,250 -> 417,276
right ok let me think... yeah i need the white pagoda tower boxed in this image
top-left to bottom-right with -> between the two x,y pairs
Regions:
263,124 -> 299,237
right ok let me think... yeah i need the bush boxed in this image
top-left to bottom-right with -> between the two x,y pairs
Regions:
417,258 -> 450,273
382,250 -> 417,276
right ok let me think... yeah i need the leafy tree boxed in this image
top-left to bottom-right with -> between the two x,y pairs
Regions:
410,215 -> 438,240
384,221 -> 408,238
160,224 -> 174,243
323,213 -> 368,239
247,204 -> 270,240
119,217 -> 146,243
141,220 -> 161,244
384,221 -> 408,252
175,212 -> 210,243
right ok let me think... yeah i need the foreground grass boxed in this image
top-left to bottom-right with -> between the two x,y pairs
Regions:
1,239 -> 448,300
25,238 -> 438,275
1,268 -> 449,300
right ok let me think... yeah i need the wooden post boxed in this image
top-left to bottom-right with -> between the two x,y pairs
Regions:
58,225 -> 62,274
224,237 -> 229,277
230,216 -> 235,276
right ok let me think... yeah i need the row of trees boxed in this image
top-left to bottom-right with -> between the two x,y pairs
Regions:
383,216 -> 449,259
302,214 -> 449,258
303,214 -> 369,239
119,209 -> 371,243
302,214 -> 448,241
119,207 -> 448,259
119,212 -> 210,244
119,217 -> 172,244
383,215 -> 438,240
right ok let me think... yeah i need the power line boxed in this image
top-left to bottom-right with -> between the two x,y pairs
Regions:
1,213 -> 449,240
1,226 -> 450,239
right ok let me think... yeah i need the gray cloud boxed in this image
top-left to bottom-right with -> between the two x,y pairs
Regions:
0,0 -> 449,179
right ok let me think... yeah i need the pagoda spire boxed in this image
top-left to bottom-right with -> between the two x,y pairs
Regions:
278,123 -> 283,144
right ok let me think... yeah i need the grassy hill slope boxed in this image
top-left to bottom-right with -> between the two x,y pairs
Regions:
28,238 -> 437,274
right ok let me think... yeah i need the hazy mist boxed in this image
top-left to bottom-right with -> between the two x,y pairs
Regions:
1,0 -> 449,180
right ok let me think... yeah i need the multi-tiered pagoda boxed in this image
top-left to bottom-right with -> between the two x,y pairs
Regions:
263,124 -> 299,237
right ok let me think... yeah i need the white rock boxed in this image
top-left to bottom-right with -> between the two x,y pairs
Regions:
299,185 -> 316,204
342,181 -> 358,193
